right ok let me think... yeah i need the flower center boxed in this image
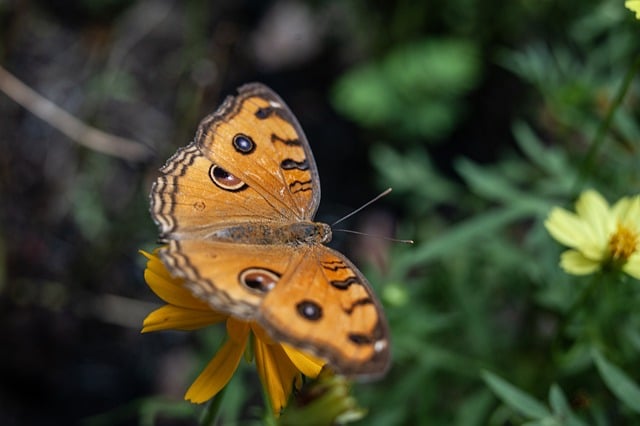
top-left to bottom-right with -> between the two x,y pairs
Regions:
608,223 -> 638,262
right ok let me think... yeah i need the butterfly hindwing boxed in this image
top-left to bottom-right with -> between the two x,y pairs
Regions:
261,245 -> 390,377
159,239 -> 390,377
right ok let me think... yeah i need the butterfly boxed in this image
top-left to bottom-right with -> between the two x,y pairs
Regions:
150,83 -> 390,377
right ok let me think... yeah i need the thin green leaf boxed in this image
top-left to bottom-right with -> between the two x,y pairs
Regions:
394,204 -> 540,274
549,384 -> 587,426
512,121 -> 568,178
482,370 -> 550,419
454,390 -> 494,426
549,384 -> 570,416
455,158 -> 551,212
592,349 -> 640,414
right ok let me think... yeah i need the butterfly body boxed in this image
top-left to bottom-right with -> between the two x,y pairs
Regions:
150,83 -> 390,378
205,221 -> 331,246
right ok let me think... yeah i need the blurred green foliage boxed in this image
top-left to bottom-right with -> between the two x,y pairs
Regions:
333,38 -> 481,140
326,0 -> 640,425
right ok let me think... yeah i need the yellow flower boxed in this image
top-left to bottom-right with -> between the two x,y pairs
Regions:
140,250 -> 325,415
544,190 -> 640,279
279,369 -> 366,426
626,0 -> 640,19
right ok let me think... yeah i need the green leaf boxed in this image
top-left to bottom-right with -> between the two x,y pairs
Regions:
482,370 -> 550,420
549,384 -> 587,426
384,38 -> 480,96
592,349 -> 640,414
548,384 -> 570,416
394,204 -> 540,274
454,389 -> 493,426
331,65 -> 399,127
370,145 -> 457,202
455,158 -> 551,212
512,121 -> 565,178
332,37 -> 481,139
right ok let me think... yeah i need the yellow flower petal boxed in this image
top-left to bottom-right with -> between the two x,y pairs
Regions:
142,305 -> 226,332
626,196 -> 640,229
622,253 -> 640,280
140,250 -> 172,278
227,317 -> 252,344
143,267 -> 211,310
575,190 -> 614,248
255,337 -> 301,416
185,329 -> 249,403
614,195 -> 640,230
560,250 -> 601,275
281,343 -> 325,378
142,250 -> 215,310
544,208 -> 604,259
626,0 -> 640,19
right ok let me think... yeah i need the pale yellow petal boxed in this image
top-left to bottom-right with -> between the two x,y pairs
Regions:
576,237 -> 609,262
185,334 -> 248,403
626,195 -> 640,229
545,208 -> 604,258
612,196 -> 630,219
622,253 -> 640,280
559,250 -> 601,275
626,0 -> 640,18
613,195 -> 640,230
142,305 -> 226,332
281,343 -> 325,378
575,190 -> 614,246
545,208 -> 589,247
255,337 -> 301,416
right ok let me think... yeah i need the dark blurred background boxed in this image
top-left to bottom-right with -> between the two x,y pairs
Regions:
1,2 -> 409,423
2,0 -> 637,425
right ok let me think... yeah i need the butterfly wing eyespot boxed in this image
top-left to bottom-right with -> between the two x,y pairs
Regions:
209,165 -> 247,191
296,300 -> 323,321
240,267 -> 280,293
232,134 -> 256,154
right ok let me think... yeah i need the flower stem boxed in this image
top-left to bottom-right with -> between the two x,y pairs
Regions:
551,274 -> 599,359
199,386 -> 227,426
573,54 -> 640,192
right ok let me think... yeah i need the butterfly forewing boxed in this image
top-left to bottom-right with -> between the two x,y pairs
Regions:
151,143 -> 286,239
195,83 -> 320,221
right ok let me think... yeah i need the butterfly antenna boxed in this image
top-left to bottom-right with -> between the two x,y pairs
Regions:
333,228 -> 414,244
331,188 -> 393,226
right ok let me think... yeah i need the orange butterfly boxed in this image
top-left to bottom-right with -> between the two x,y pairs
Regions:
150,83 -> 390,377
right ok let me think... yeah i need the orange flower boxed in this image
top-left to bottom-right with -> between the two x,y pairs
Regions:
140,250 -> 325,415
